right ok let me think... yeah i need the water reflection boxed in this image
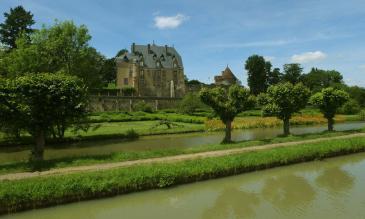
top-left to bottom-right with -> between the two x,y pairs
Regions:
202,188 -> 260,219
262,175 -> 316,209
316,167 -> 354,194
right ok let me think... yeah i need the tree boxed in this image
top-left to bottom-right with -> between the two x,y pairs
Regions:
302,68 -> 344,92
200,85 -> 255,143
310,88 -> 349,131
115,49 -> 128,57
282,63 -> 303,84
2,20 -> 104,87
0,6 -> 35,49
245,55 -> 268,95
267,67 -> 282,86
346,86 -> 365,107
261,83 -> 310,135
0,73 -> 89,161
178,92 -> 206,115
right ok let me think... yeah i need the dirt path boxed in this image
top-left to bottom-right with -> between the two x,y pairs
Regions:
1,133 -> 365,181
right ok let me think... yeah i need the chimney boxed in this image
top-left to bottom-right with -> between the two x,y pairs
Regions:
131,43 -> 135,53
148,44 -> 151,54
165,45 -> 168,54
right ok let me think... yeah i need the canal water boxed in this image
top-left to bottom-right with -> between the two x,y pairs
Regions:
0,122 -> 364,163
2,152 -> 365,219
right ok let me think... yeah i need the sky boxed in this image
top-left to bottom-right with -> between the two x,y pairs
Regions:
1,0 -> 365,86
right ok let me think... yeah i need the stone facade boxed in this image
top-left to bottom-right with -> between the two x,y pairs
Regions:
116,43 -> 186,98
214,66 -> 240,86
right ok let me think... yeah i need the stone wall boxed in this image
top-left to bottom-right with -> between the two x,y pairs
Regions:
89,95 -> 181,112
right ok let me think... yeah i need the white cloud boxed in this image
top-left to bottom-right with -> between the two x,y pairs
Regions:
154,14 -> 189,30
264,56 -> 275,61
291,51 -> 327,63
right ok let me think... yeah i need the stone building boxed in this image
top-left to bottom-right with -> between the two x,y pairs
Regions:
116,43 -> 186,97
214,66 -> 240,86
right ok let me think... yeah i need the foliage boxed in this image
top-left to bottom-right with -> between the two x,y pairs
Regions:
0,73 -> 89,161
2,20 -> 105,87
339,99 -> 361,115
121,86 -> 136,96
302,68 -> 344,92
245,55 -> 268,95
200,85 -> 255,143
346,86 -> 365,107
1,135 -> 365,213
282,63 -> 303,84
267,67 -> 282,86
0,6 -> 35,49
261,82 -> 310,135
133,101 -> 154,113
115,49 -> 128,57
178,92 -> 206,115
309,87 -> 349,131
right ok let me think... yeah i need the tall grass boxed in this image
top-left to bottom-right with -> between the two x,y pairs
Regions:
205,115 -> 347,131
1,136 -> 365,214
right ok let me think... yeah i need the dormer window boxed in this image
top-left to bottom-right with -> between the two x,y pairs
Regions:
173,63 -> 178,68
140,60 -> 144,67
156,62 -> 160,68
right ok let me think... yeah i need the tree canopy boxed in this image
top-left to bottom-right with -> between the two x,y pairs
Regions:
1,20 -> 105,87
260,82 -> 310,135
302,68 -> 344,92
282,63 -> 303,84
245,55 -> 268,95
0,6 -> 34,49
310,87 -> 349,131
200,85 -> 255,143
0,73 -> 89,161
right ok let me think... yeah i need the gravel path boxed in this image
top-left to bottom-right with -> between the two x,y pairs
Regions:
1,133 -> 364,181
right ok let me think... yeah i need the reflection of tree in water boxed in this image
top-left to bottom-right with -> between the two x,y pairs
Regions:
262,175 -> 315,209
202,187 -> 260,219
316,167 -> 354,194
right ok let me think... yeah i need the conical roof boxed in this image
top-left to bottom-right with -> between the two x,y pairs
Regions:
222,66 -> 237,79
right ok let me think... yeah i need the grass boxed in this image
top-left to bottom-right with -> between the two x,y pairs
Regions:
1,135 -> 365,214
88,111 -> 206,124
0,128 -> 364,175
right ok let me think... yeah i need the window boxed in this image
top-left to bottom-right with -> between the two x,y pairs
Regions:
156,62 -> 160,68
124,78 -> 128,85
140,70 -> 144,84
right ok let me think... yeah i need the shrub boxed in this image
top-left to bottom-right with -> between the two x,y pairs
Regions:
133,101 -> 154,113
121,87 -> 136,96
178,92 -> 205,115
339,99 -> 361,115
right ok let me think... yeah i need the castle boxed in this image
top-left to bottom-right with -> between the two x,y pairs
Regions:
116,43 -> 186,98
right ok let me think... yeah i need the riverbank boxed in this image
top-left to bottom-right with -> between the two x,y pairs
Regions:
1,135 -> 365,215
0,113 -> 362,147
1,129 -> 364,175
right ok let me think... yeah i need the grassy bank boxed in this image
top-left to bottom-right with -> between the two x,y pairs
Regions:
1,136 -> 365,214
0,129 -> 364,175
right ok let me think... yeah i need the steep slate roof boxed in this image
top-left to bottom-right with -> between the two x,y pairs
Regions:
221,66 -> 237,80
116,43 -> 183,69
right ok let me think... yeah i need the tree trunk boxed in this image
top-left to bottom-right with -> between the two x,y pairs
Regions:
283,117 -> 290,136
222,120 -> 232,143
32,129 -> 45,161
328,117 -> 334,131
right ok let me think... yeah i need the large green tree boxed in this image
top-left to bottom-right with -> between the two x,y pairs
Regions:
2,20 -> 104,87
260,83 -> 310,135
346,86 -> 365,107
310,88 -> 349,131
282,63 -> 303,84
0,73 -> 89,161
0,6 -> 34,49
245,55 -> 268,95
302,68 -> 344,92
267,67 -> 282,86
200,85 -> 255,143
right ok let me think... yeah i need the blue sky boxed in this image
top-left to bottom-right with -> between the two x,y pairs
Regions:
1,0 -> 365,86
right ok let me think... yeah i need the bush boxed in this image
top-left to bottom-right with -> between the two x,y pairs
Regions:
359,110 -> 365,121
133,101 -> 154,113
178,92 -> 205,115
121,87 -> 136,96
339,99 -> 361,114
